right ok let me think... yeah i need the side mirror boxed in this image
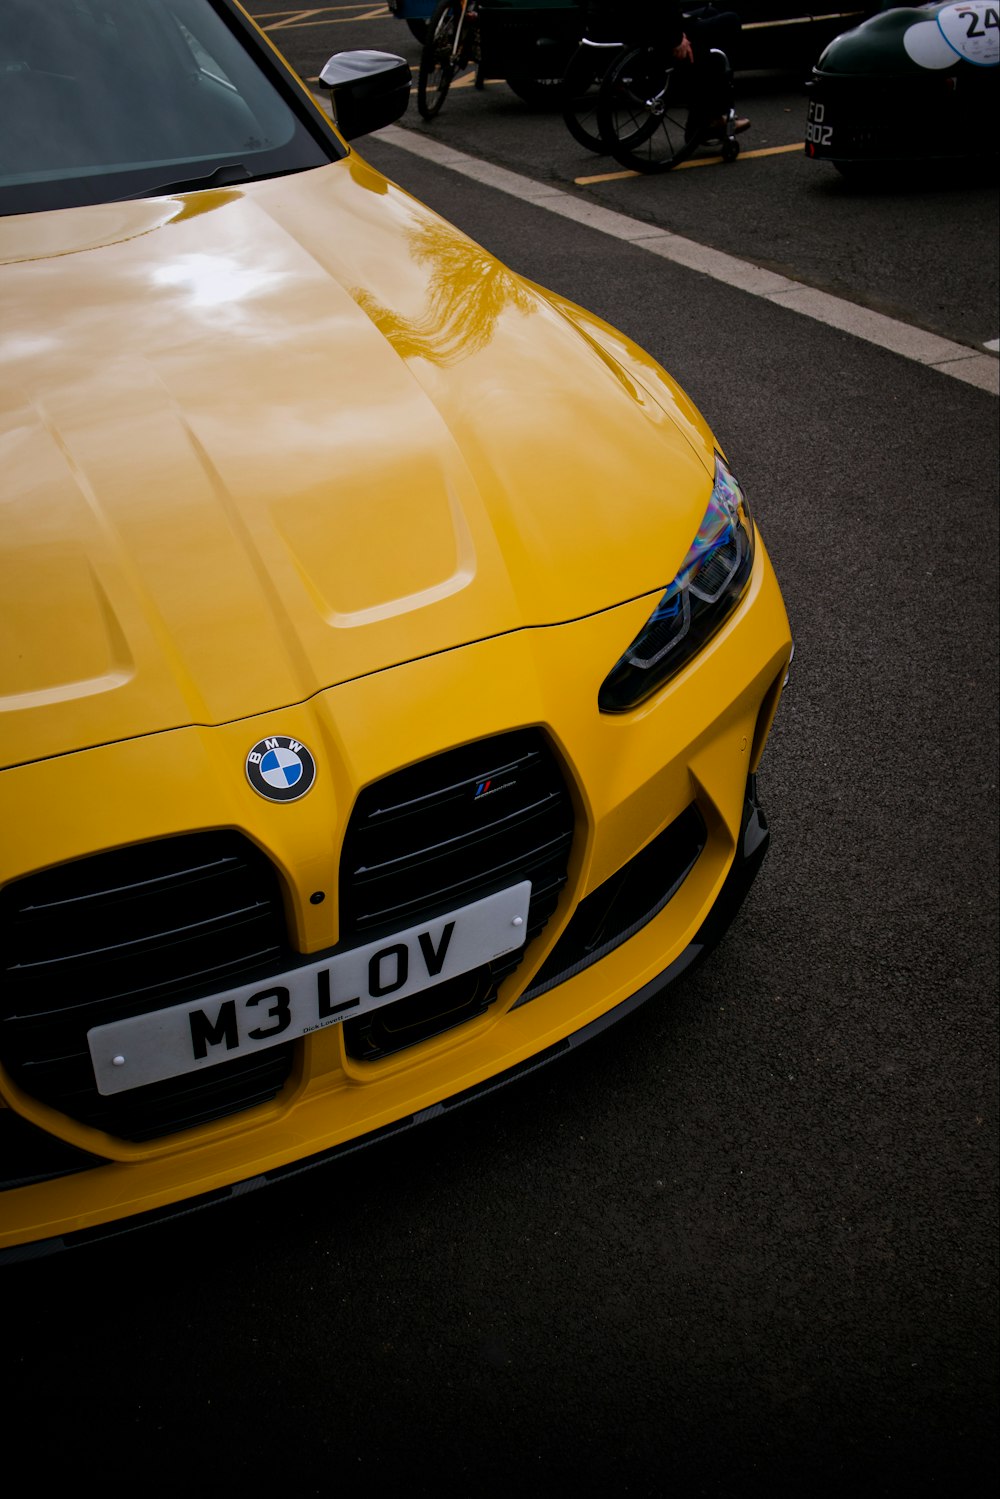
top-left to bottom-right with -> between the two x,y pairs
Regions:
318,50 -> 411,140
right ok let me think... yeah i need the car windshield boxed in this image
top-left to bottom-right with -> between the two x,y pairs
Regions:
0,0 -> 341,216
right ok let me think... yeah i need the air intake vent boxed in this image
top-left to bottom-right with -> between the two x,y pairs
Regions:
515,802 -> 706,1006
0,833 -> 295,1141
339,729 -> 575,1059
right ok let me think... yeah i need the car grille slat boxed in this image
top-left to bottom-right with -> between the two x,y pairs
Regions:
6,900 -> 276,975
3,941 -> 286,1026
0,832 -> 295,1141
353,745 -> 552,825
339,729 -> 575,1060
15,852 -> 246,916
353,827 -> 574,933
351,789 -> 567,883
108,1052 -> 295,1143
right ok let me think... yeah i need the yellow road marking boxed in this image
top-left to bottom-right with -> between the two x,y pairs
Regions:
262,5 -> 387,29
716,142 -> 803,160
306,73 -> 494,87
264,9 -> 323,30
574,142 -> 803,184
679,142 -> 804,169
575,168 -> 643,183
253,3 -> 374,16
410,71 -> 485,93
744,10 -> 865,26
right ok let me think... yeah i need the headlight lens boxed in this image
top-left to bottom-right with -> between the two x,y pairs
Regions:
598,456 -> 755,713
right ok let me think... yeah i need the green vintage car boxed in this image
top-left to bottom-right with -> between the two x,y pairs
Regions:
806,1 -> 998,175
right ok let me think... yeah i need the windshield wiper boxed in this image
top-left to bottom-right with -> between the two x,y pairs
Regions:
117,162 -> 253,200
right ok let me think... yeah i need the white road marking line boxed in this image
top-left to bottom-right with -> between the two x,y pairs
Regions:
366,122 -> 999,397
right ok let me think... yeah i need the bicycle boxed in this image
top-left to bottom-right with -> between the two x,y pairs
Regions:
596,41 -> 741,173
417,0 -> 482,121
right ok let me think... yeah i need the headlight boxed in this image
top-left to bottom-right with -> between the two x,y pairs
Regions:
598,456 -> 755,713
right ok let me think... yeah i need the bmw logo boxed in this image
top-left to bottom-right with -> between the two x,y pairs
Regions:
245,735 -> 317,803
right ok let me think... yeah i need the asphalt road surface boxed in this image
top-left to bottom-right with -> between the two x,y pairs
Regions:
6,6 -> 998,1497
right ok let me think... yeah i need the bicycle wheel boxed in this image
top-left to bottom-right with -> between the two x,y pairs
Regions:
560,39 -> 626,153
417,0 -> 463,120
597,45 -> 698,173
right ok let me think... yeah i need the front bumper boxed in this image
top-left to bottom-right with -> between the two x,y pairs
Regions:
1,773 -> 770,1265
0,541 -> 791,1258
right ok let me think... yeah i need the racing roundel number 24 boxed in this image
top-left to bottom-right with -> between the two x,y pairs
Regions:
940,4 -> 1000,66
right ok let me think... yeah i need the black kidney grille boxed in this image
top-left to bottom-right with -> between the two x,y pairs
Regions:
339,730 -> 575,1060
0,832 -> 295,1142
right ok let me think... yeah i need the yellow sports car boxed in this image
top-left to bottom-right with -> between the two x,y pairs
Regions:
0,0 -> 792,1259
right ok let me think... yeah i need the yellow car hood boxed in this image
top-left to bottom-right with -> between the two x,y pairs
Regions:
0,156 -> 717,769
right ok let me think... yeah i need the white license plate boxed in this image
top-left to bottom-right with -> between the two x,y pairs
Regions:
88,881 -> 532,1096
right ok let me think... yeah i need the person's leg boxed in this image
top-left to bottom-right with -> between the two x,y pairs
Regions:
685,12 -> 748,131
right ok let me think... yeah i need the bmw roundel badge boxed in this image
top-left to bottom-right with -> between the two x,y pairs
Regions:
246,735 -> 317,803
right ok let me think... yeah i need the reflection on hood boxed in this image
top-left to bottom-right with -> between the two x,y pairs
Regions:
352,219 -> 537,367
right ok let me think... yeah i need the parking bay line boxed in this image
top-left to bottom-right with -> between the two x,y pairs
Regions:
577,142 -> 806,182
370,122 -> 999,396
264,5 -> 385,30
